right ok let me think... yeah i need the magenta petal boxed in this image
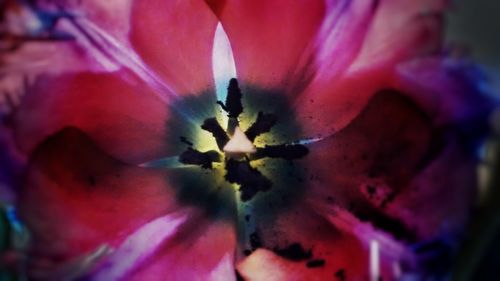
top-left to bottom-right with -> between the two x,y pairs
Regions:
395,57 -> 496,126
125,218 -> 236,281
310,0 -> 378,84
90,211 -> 188,281
350,0 -> 447,71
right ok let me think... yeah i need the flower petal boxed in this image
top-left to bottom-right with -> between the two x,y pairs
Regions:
129,0 -> 218,95
294,66 -> 392,139
349,0 -> 446,72
65,0 -> 133,41
310,0 -> 378,85
294,0 -> 446,138
240,205 -> 397,281
125,218 -> 236,281
305,89 -> 433,241
384,140 -> 477,240
14,70 -> 173,164
19,128 -> 179,264
90,211 -> 188,281
205,0 -> 325,90
395,57 -> 496,127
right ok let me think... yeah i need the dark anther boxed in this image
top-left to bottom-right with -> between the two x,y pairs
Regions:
255,144 -> 309,161
179,148 -> 221,169
306,259 -> 325,268
245,112 -> 278,141
225,159 -> 272,201
217,78 -> 243,119
273,243 -> 312,261
201,118 -> 229,150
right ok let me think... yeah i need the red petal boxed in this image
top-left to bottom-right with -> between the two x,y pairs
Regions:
349,0 -> 446,71
240,205 -> 396,281
206,0 -> 325,90
129,0 -> 218,95
305,89 -> 432,240
19,128 -> 179,261
126,218 -> 236,281
14,70 -> 172,164
294,66 -> 393,138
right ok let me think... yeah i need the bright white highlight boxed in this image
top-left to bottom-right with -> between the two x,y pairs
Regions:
93,211 -> 188,281
212,22 -> 237,103
224,127 -> 256,156
293,137 -> 325,145
370,239 -> 381,281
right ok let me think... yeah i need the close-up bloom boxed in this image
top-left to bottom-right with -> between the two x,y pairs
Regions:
0,0 -> 498,280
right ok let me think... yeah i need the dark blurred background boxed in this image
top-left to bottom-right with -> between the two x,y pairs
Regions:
447,1 -> 500,280
447,0 -> 500,92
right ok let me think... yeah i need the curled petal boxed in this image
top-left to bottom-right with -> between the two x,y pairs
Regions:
19,128 -> 179,263
14,70 -> 173,164
305,89 -> 432,241
384,140 -> 478,240
294,66 -> 392,139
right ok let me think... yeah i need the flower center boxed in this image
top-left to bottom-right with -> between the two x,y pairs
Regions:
177,78 -> 309,202
223,127 -> 257,157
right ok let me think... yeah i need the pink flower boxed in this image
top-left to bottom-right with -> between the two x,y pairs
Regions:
0,0 -> 495,280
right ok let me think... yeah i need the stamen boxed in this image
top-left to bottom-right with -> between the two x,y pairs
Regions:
201,117 -> 229,150
253,144 -> 309,161
245,112 -> 278,141
225,159 -> 272,202
179,148 -> 221,169
217,78 -> 243,119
